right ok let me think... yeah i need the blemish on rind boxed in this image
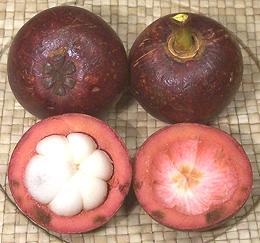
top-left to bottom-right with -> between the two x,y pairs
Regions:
134,181 -> 143,191
16,196 -> 22,204
48,47 -> 67,58
94,215 -> 107,224
151,210 -> 165,220
10,179 -> 19,187
206,209 -> 222,224
240,186 -> 249,193
91,87 -> 100,92
119,183 -> 130,195
132,49 -> 157,68
34,207 -> 51,225
236,200 -> 242,206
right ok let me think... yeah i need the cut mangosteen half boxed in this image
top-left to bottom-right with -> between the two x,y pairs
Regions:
133,123 -> 252,231
8,114 -> 131,233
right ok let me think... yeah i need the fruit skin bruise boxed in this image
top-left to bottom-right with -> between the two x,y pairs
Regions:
133,123 -> 252,231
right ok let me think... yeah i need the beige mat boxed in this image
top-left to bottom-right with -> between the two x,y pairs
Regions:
0,0 -> 260,242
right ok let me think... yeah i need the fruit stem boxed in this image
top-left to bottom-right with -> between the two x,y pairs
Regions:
173,27 -> 194,53
168,13 -> 201,61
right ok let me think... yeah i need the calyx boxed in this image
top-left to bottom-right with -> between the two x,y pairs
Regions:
42,54 -> 76,96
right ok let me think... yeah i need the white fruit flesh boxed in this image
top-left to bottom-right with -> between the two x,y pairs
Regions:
80,150 -> 113,180
24,133 -> 113,217
152,139 -> 238,215
24,155 -> 72,204
67,133 -> 97,164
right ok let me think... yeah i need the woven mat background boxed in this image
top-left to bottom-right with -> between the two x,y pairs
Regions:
0,0 -> 260,242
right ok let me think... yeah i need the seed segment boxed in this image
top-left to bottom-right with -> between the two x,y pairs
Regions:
80,150 -> 113,180
67,133 -> 97,164
48,174 -> 83,216
24,154 -> 72,204
24,133 -> 114,216
36,135 -> 72,163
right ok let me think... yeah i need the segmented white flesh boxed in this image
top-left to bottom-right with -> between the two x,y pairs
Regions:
36,135 -> 72,163
49,175 -> 83,216
80,150 -> 114,180
67,133 -> 97,164
152,139 -> 238,215
24,155 -> 72,204
77,173 -> 108,210
24,133 -> 113,216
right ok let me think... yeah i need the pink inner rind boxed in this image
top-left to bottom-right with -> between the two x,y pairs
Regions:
152,138 -> 238,215
8,114 -> 132,233
134,123 -> 253,230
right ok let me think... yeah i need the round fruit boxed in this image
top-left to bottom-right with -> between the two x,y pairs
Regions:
133,123 -> 252,230
129,13 -> 243,123
7,6 -> 128,118
8,114 -> 131,233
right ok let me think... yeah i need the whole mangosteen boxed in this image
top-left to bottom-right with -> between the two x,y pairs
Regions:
8,6 -> 128,118
129,13 -> 243,123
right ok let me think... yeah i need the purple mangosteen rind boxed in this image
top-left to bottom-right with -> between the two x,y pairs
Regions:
8,6 -> 129,118
129,13 -> 243,123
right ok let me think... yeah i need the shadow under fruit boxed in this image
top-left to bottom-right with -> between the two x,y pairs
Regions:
7,6 -> 129,118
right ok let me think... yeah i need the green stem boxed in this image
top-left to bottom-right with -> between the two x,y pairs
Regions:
173,27 -> 194,53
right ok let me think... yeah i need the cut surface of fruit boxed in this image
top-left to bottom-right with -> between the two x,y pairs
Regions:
134,123 -> 252,231
152,139 -> 238,216
8,114 -> 131,233
25,133 -> 113,217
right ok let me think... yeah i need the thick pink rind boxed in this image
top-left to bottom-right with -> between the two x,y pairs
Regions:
8,113 -> 132,233
133,123 -> 253,231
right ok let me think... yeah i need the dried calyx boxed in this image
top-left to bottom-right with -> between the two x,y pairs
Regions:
168,13 -> 201,61
42,54 -> 76,96
25,133 -> 114,217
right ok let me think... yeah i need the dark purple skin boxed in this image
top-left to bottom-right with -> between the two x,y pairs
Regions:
8,6 -> 128,118
129,13 -> 243,123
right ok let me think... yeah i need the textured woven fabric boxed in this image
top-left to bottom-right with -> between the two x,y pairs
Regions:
0,0 -> 260,242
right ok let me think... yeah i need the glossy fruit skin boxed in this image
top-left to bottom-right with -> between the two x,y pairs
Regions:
133,123 -> 252,231
129,13 -> 243,123
8,6 -> 128,118
8,113 -> 132,233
